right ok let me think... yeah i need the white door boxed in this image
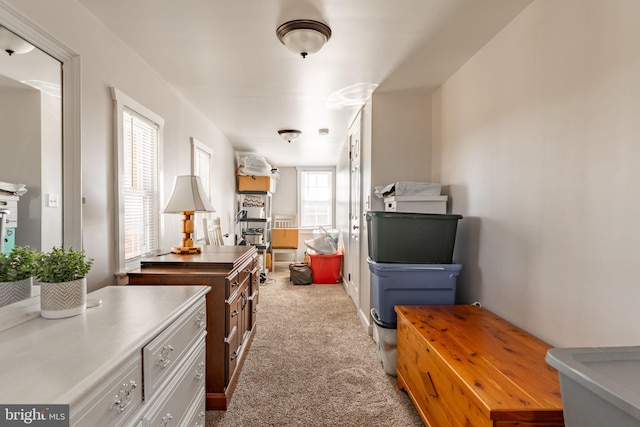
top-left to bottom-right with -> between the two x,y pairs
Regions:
348,119 -> 361,307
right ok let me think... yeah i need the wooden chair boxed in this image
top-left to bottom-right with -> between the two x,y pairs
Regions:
203,217 -> 224,246
271,215 -> 298,271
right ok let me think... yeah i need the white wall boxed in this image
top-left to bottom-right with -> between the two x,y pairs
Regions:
433,0 -> 640,347
0,86 -> 41,247
7,0 -> 238,291
370,89 -> 433,211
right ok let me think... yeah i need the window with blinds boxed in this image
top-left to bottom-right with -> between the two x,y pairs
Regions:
298,169 -> 334,228
123,108 -> 159,261
112,87 -> 164,275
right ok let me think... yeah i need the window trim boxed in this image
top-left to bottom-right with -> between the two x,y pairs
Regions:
112,87 -> 165,275
191,137 -> 213,243
296,167 -> 336,229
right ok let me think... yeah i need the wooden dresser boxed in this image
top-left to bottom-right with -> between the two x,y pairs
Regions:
127,245 -> 258,410
395,305 -> 565,427
0,285 -> 210,426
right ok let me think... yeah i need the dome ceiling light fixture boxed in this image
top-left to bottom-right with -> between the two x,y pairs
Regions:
276,19 -> 332,58
278,129 -> 302,143
0,25 -> 35,56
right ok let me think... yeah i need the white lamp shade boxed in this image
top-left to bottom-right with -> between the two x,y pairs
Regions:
162,175 -> 215,213
281,28 -> 328,56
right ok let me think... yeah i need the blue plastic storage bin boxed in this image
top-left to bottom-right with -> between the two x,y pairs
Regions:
368,258 -> 461,325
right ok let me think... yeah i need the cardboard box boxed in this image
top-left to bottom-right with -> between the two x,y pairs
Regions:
237,175 -> 275,192
272,228 -> 298,248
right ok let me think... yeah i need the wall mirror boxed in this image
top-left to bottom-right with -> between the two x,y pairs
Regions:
0,24 -> 62,252
0,2 -> 82,311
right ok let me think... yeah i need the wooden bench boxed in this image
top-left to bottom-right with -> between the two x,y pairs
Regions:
395,305 -> 565,427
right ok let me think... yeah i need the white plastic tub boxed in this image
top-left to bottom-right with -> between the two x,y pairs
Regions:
371,308 -> 397,376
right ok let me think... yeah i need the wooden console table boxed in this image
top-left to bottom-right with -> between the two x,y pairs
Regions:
396,305 -> 565,427
128,245 -> 258,410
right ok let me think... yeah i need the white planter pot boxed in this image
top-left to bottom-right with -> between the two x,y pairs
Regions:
0,277 -> 33,308
40,277 -> 87,319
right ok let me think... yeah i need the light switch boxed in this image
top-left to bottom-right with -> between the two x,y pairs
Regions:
47,194 -> 59,208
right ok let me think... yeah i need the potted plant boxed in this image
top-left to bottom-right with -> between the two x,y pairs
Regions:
0,246 -> 37,308
36,246 -> 94,319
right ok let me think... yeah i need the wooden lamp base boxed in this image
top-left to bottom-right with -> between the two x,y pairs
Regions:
170,246 -> 201,255
171,211 -> 201,255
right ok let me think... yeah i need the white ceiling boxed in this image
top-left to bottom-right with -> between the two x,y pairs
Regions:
77,0 -> 532,167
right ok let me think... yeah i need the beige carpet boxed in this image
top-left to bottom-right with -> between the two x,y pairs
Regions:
206,269 -> 423,427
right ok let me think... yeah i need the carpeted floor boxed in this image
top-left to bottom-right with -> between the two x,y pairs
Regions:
206,269 -> 423,426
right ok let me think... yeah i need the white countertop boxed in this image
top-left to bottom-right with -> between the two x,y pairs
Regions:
0,285 -> 210,405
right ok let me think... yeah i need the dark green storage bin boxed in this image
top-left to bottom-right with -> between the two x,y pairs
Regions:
365,211 -> 462,264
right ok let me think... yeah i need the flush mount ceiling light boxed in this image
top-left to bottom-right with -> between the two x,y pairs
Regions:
276,19 -> 331,58
0,25 -> 35,56
278,129 -> 302,143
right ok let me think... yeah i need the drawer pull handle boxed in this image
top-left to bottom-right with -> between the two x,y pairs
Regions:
231,280 -> 240,288
241,292 -> 247,309
194,361 -> 205,380
194,411 -> 205,427
161,413 -> 173,426
231,344 -> 242,361
112,380 -> 137,413
231,309 -> 238,317
157,345 -> 174,368
195,310 -> 206,328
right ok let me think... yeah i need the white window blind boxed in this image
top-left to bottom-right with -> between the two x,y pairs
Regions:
123,108 -> 159,261
299,169 -> 334,228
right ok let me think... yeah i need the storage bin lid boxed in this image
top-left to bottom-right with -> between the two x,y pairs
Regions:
371,308 -> 396,329
367,257 -> 462,273
366,211 -> 462,220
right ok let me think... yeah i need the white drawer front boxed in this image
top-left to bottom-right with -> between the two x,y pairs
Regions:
183,388 -> 206,427
143,338 -> 206,427
144,298 -> 206,400
71,352 -> 143,427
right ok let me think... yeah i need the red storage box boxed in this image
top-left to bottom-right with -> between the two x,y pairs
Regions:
309,252 -> 343,284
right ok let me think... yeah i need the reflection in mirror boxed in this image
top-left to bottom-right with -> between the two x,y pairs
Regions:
0,25 -> 62,254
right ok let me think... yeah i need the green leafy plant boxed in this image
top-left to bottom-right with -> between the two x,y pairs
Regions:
0,246 -> 38,282
36,247 -> 94,283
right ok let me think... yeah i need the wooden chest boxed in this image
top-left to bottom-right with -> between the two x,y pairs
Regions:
395,305 -> 564,427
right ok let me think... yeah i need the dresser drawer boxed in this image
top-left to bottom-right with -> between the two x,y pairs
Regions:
71,352 -> 143,427
183,388 -> 206,427
225,292 -> 242,383
225,258 -> 254,297
248,288 -> 258,331
143,338 -> 206,427
143,297 -> 207,400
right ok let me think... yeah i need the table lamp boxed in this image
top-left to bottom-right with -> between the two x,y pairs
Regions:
162,175 -> 215,254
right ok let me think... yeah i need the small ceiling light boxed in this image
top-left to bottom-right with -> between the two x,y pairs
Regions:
278,129 -> 302,143
276,19 -> 331,58
0,25 -> 35,56
319,128 -> 329,136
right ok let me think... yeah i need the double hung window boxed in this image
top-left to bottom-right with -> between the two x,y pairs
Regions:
297,168 -> 335,228
112,88 -> 164,273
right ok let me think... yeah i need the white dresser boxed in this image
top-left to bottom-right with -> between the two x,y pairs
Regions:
0,285 -> 210,427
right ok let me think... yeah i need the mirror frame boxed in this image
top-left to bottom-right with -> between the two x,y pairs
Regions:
0,0 -> 82,250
